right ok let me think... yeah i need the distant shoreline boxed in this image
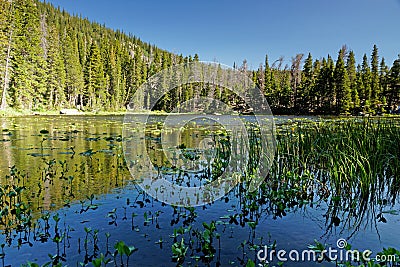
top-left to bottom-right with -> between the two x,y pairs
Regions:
1,108 -> 400,118
0,109 -> 127,118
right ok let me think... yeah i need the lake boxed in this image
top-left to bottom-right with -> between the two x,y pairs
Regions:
0,115 -> 399,267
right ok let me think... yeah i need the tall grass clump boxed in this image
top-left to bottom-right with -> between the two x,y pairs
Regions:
267,118 -> 400,228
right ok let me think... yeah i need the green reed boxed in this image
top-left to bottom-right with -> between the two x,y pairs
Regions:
267,117 -> 400,233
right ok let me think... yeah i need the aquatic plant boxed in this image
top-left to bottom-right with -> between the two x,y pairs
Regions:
171,238 -> 188,266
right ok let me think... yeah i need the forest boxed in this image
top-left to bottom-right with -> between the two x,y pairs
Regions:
1,0 -> 400,115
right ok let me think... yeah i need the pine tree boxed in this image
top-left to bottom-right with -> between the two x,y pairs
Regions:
9,0 -> 47,109
379,58 -> 390,110
112,43 -> 123,109
308,59 -> 321,112
268,69 -> 278,110
62,29 -> 84,108
299,53 -> 314,112
360,54 -> 372,112
278,69 -> 292,111
370,45 -> 381,112
353,65 -> 362,111
346,51 -> 358,112
316,56 -> 335,113
333,49 -> 351,114
84,42 -> 106,109
388,55 -> 400,110
46,25 -> 66,107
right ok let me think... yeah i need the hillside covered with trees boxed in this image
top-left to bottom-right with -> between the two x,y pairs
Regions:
0,0 -> 194,112
0,0 -> 399,115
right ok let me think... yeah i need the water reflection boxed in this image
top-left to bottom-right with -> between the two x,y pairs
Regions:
0,116 -> 131,212
0,116 -> 398,266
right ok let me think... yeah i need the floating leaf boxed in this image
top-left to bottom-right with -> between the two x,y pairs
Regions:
28,153 -> 51,157
80,149 -> 95,156
85,137 -> 101,141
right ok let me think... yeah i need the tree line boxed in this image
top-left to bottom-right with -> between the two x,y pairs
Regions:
1,0 -> 399,115
250,46 -> 400,115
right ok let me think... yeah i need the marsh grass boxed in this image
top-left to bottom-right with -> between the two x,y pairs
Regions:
265,117 -> 400,235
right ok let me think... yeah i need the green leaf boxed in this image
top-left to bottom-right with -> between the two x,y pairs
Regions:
114,241 -> 126,255
122,244 -> 130,256
92,258 -> 102,267
245,259 -> 255,267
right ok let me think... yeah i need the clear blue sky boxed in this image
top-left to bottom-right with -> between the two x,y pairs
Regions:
45,0 -> 400,69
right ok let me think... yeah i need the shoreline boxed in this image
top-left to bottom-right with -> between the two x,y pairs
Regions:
1,108 -> 400,118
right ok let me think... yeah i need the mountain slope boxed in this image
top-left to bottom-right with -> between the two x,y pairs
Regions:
0,0 -> 193,112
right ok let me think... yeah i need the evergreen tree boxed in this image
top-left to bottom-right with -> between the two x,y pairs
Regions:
264,54 -> 273,103
46,25 -> 66,107
9,0 -> 47,109
370,45 -> 381,112
387,55 -> 400,110
316,56 -> 335,113
379,58 -> 390,110
84,42 -> 106,109
353,65 -> 362,111
308,59 -> 321,112
346,51 -> 358,112
333,49 -> 351,114
299,53 -> 313,112
278,69 -> 292,111
360,54 -> 372,112
62,30 -> 84,107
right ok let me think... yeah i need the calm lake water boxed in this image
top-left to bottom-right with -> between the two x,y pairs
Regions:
0,115 -> 398,266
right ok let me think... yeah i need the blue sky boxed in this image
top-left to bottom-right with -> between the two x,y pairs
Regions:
45,0 -> 400,69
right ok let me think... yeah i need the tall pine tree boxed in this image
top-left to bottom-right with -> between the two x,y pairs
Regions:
346,51 -> 358,112
10,0 -> 47,109
299,53 -> 314,112
370,45 -> 381,112
84,42 -> 106,109
360,54 -> 372,112
62,29 -> 84,108
333,49 -> 351,114
46,25 -> 66,107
